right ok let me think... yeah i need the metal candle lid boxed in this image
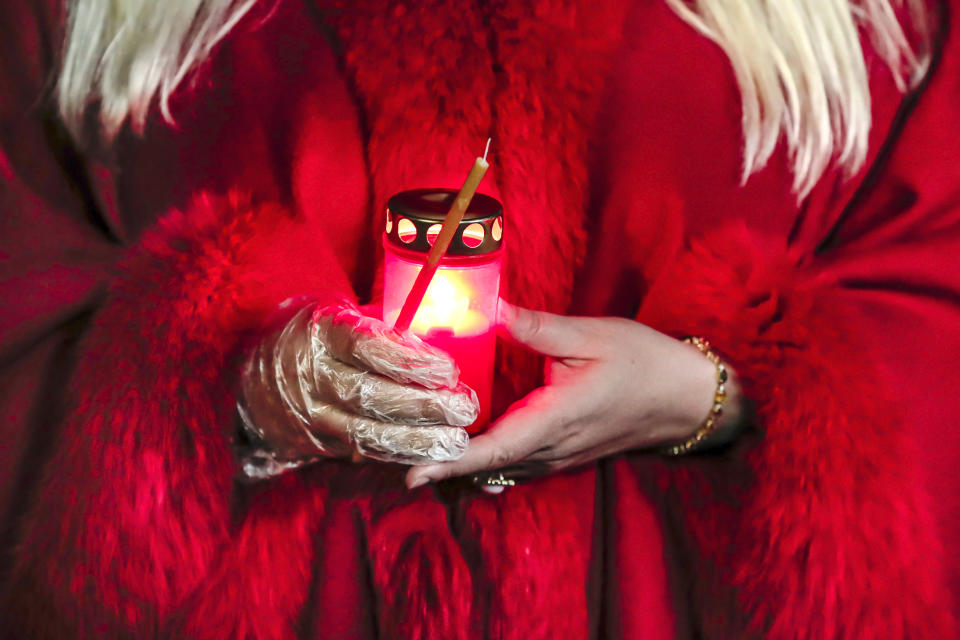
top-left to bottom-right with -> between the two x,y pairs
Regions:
385,188 -> 504,256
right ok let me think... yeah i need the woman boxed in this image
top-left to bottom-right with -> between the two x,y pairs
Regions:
0,0 -> 957,637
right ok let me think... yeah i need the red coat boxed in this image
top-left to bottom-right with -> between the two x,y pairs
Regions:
1,0 -> 958,638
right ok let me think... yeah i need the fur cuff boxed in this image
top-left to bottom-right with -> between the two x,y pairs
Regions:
638,223 -> 954,639
2,193 -> 353,636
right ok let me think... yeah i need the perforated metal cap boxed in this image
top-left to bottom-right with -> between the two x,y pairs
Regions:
384,188 -> 504,255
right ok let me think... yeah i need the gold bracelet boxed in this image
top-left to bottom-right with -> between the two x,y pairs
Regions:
663,336 -> 728,456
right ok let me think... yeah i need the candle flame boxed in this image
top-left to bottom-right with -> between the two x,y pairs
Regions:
410,270 -> 487,336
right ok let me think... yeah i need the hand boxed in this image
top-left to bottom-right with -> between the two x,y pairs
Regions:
405,302 -> 743,489
237,302 -> 479,478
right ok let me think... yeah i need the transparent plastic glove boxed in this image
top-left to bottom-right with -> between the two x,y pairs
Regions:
237,302 -> 479,479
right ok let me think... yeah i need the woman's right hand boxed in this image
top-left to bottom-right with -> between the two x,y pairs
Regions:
237,302 -> 479,478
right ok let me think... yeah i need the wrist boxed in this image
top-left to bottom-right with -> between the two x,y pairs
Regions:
663,337 -> 743,455
665,337 -> 721,437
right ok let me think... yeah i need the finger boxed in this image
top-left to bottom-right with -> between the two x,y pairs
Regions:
316,305 -> 459,389
261,385 -> 469,465
406,387 -> 566,487
291,390 -> 471,464
497,301 -> 591,359
349,420 -> 469,465
309,353 -> 479,426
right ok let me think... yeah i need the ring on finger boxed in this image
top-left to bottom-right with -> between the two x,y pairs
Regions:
472,470 -> 517,494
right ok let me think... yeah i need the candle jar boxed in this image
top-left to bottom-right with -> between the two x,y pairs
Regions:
382,189 -> 504,433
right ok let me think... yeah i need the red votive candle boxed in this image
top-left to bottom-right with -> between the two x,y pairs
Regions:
382,189 -> 504,433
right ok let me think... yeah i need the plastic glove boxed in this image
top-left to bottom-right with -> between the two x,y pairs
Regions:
237,302 -> 479,479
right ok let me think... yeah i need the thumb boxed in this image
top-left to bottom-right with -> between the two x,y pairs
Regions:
497,300 -> 587,358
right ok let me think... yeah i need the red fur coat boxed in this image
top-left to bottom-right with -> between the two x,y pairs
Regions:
1,0 -> 959,637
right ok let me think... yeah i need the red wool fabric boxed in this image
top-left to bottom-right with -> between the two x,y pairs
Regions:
1,0 -> 958,638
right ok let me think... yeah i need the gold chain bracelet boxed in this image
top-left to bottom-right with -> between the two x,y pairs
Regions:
663,336 -> 728,456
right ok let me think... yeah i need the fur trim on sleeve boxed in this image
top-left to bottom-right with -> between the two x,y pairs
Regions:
1,193 -> 353,637
637,223 -> 956,639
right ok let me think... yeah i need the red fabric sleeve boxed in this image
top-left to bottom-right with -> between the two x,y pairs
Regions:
2,192 -> 357,636
0,0 -> 118,541
0,0 -> 369,633
638,222 -> 957,639
635,18 -> 960,636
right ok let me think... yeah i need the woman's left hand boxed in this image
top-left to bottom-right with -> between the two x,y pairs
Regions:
405,301 -> 743,489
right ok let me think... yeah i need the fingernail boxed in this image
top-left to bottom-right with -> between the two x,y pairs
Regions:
407,475 -> 431,490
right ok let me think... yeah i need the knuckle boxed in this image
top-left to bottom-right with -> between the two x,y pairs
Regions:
550,434 -> 581,462
426,427 -> 469,462
487,447 -> 514,470
524,309 -> 546,341
544,459 -> 566,472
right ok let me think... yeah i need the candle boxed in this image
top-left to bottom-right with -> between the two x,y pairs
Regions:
422,329 -> 496,430
383,188 -> 504,433
394,142 -> 491,332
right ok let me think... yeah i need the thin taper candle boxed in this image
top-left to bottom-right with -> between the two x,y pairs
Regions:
393,142 -> 491,332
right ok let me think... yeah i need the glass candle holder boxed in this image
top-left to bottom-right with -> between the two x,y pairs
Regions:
382,189 -> 504,433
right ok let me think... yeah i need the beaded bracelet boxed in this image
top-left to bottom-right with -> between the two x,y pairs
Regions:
663,336 -> 728,456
